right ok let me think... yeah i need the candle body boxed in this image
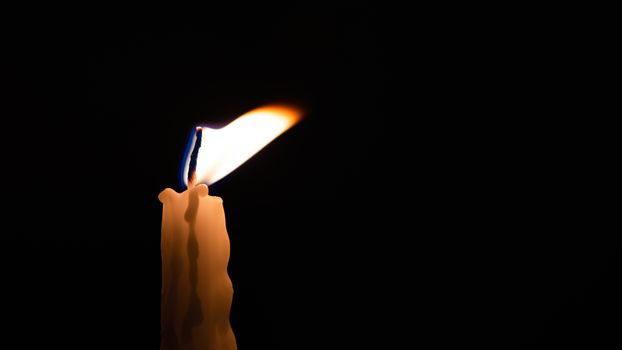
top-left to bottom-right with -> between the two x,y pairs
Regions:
159,184 -> 237,350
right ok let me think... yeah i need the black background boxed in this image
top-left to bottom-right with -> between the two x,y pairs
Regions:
2,5 -> 618,349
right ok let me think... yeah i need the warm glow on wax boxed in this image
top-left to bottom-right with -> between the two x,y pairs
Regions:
182,105 -> 302,187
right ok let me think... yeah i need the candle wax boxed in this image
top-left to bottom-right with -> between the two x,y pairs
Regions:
159,184 -> 236,350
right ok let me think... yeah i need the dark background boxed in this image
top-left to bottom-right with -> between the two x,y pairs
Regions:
2,5 -> 618,349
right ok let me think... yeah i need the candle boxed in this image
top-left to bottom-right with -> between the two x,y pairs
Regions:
159,183 -> 235,350
159,105 -> 301,349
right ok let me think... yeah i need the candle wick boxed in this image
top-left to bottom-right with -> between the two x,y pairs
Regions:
187,127 -> 203,188
188,172 -> 196,188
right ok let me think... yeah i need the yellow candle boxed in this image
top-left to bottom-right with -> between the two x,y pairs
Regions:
158,105 -> 302,350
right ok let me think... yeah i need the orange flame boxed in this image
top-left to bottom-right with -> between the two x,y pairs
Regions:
183,104 -> 302,187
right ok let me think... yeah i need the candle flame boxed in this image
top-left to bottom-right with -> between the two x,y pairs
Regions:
182,105 -> 302,187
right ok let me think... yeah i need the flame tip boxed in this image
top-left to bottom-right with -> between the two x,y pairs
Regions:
254,104 -> 304,117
